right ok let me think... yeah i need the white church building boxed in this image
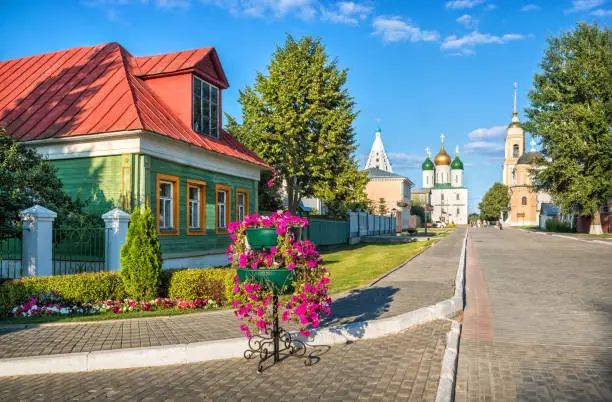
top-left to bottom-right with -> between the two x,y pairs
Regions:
421,135 -> 468,225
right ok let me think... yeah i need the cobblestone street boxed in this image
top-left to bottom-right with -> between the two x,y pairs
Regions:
456,228 -> 612,401
0,320 -> 450,401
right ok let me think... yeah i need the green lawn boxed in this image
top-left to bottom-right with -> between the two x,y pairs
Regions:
322,240 -> 432,295
2,240 -> 434,324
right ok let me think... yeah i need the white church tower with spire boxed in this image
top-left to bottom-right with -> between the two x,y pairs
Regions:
365,126 -> 393,172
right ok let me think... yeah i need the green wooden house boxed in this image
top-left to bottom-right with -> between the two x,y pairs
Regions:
0,42 -> 269,267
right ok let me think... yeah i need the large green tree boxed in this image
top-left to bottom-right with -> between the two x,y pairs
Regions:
479,183 -> 510,221
523,22 -> 612,234
0,129 -> 95,231
226,35 -> 368,214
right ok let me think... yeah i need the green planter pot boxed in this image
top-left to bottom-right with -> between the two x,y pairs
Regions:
236,268 -> 295,294
245,228 -> 279,250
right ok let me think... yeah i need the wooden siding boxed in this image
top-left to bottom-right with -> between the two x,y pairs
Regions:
148,156 -> 257,257
50,154 -> 258,259
50,155 -> 125,216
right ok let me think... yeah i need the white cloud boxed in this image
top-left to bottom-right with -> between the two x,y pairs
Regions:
456,14 -> 474,26
565,0 -> 606,13
520,4 -> 540,11
372,16 -> 440,43
321,1 -> 372,25
591,8 -> 612,15
442,31 -> 530,54
337,1 -> 372,16
201,0 -> 317,19
445,0 -> 485,10
387,153 -> 424,169
468,125 -> 507,140
463,141 -> 504,155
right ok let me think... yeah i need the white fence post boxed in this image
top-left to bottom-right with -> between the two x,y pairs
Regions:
102,208 -> 131,271
19,205 -> 57,277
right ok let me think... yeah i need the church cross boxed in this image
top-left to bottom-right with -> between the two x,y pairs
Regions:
426,147 -> 431,157
440,133 -> 445,143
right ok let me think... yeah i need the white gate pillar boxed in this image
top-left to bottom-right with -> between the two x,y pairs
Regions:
19,205 -> 57,277
102,208 -> 131,271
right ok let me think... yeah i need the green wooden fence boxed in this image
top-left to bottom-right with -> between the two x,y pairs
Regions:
306,218 -> 348,246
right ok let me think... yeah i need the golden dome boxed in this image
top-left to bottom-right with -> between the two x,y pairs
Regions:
434,144 -> 451,165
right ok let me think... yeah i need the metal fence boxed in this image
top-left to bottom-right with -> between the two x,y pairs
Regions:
0,228 -> 22,279
52,227 -> 109,275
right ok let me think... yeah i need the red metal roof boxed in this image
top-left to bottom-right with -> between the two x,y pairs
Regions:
0,42 -> 267,168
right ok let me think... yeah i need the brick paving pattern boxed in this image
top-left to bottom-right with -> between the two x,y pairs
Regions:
0,320 -> 451,402
0,229 -> 466,359
456,227 -> 612,401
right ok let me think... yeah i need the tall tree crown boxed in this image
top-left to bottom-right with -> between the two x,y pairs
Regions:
523,22 -> 612,215
226,35 -> 367,214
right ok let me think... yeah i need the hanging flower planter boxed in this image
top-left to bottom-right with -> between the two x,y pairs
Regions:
236,267 -> 294,294
245,227 -> 279,250
226,211 -> 332,372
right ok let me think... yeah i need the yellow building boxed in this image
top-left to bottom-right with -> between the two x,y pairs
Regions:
502,83 -> 550,226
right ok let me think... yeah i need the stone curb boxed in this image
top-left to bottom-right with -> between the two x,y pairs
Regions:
435,320 -> 461,402
0,231 -> 468,377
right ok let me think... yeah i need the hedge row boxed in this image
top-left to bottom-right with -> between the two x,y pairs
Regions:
0,268 -> 238,318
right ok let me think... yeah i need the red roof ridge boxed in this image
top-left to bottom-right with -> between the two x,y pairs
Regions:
116,44 -> 145,130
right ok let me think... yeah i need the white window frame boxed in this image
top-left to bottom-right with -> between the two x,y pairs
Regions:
189,186 -> 201,230
237,192 -> 246,222
159,181 -> 174,230
217,190 -> 227,230
193,75 -> 219,138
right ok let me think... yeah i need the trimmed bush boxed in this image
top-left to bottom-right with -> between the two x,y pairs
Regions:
0,267 -> 240,319
0,272 -> 126,318
120,207 -> 162,300
168,268 -> 237,304
544,219 -> 574,233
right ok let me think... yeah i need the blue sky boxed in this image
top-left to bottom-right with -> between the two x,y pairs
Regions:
1,0 -> 610,212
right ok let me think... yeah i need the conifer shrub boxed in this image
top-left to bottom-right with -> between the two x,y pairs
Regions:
544,220 -> 574,233
120,207 -> 162,300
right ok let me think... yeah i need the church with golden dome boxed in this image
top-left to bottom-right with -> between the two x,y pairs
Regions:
421,134 -> 468,225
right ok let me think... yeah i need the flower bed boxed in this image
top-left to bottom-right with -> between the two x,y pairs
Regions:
12,294 -> 220,318
227,212 -> 332,338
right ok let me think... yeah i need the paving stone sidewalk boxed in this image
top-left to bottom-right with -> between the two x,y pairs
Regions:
455,227 -> 612,402
0,320 -> 451,401
0,229 -> 465,360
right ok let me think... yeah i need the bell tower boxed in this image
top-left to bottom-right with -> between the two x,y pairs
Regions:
503,82 -> 525,186
365,125 -> 393,172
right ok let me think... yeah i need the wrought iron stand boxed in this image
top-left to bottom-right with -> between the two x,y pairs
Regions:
244,294 -> 313,373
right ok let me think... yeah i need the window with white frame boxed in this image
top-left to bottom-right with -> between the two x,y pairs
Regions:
189,187 -> 200,229
217,188 -> 229,230
193,76 -> 219,138
237,192 -> 246,222
159,181 -> 173,230
456,193 -> 459,200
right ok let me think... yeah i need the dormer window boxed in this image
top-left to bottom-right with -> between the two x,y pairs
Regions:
193,75 -> 219,138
